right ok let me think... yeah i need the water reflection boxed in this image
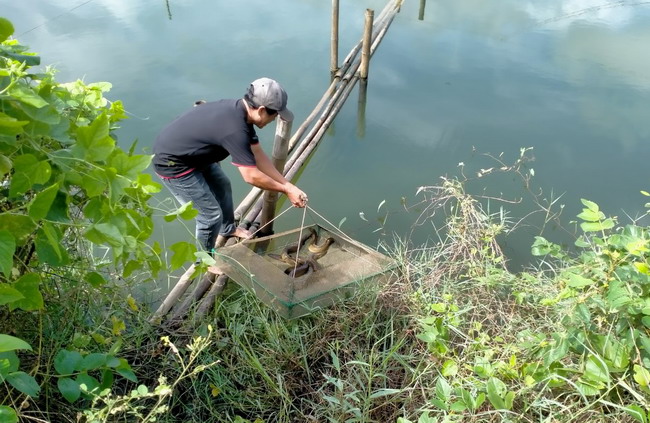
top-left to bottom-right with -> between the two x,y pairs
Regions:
5,0 -> 650,269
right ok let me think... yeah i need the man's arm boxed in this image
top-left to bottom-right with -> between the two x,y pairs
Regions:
238,144 -> 307,207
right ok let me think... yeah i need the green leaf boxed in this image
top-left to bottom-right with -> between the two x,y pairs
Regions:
72,113 -> 115,162
577,209 -> 604,222
10,273 -> 43,311
8,84 -> 48,108
0,114 -> 27,138
83,223 -> 123,247
417,412 -> 437,423
135,173 -> 162,194
583,355 -> 610,385
0,284 -> 24,306
435,376 -> 452,401
0,154 -> 11,177
486,377 -> 507,409
565,273 -> 594,288
169,242 -> 197,270
109,151 -> 152,179
576,378 -> 602,396
581,198 -> 600,212
81,353 -> 106,371
28,183 -> 60,220
0,17 -> 15,43
0,335 -> 31,352
57,377 -> 81,403
581,219 -> 615,233
607,280 -> 632,310
544,335 -> 569,366
6,371 -> 40,397
624,404 -> 648,423
9,154 -> 51,197
0,351 -> 20,376
0,231 -> 15,278
441,359 -> 458,377
164,202 -> 198,222
82,168 -> 107,198
115,359 -> 137,382
0,214 -> 36,245
85,271 -> 106,288
35,223 -> 69,267
45,191 -> 70,223
0,405 -> 18,423
633,365 -> 650,388
77,372 -> 100,397
369,388 -> 401,399
54,350 -> 83,375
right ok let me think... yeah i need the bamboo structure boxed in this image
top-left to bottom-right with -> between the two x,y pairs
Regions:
234,0 -> 402,223
153,0 -> 403,324
241,0 -> 402,226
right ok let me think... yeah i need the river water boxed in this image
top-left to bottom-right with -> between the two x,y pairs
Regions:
5,0 -> 650,270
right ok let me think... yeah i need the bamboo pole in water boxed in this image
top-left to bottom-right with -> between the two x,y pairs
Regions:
331,0 -> 340,74
259,118 -> 293,236
359,9 -> 374,79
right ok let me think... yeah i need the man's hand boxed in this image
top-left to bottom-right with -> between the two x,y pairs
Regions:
286,185 -> 308,208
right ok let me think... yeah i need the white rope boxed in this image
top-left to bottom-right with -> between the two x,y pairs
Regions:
304,205 -> 379,256
246,205 -> 295,238
290,203 -> 309,276
240,202 -> 389,273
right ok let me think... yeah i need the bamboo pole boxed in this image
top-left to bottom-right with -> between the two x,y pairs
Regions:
193,273 -> 228,319
331,0 -> 340,74
150,264 -> 196,323
260,118 -> 293,236
168,271 -> 216,321
359,9 -> 374,79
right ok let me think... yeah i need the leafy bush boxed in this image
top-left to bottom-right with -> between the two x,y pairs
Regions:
0,16 -> 163,420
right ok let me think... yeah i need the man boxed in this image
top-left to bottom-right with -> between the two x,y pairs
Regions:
153,77 -> 308,254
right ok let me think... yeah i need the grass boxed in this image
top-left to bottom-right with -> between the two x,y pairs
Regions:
4,175 -> 646,423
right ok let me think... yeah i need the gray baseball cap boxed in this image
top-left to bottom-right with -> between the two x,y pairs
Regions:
245,77 -> 294,122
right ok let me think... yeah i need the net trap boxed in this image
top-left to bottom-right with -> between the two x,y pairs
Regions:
212,224 -> 397,319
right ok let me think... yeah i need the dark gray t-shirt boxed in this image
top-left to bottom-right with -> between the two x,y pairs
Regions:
153,99 -> 258,177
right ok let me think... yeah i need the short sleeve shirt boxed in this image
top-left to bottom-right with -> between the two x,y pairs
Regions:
152,99 -> 258,177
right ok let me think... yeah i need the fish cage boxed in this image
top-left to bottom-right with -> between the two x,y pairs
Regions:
212,224 -> 397,319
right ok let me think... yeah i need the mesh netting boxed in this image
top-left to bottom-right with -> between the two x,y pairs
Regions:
212,225 -> 396,318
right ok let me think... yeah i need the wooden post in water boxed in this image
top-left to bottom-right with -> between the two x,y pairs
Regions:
331,0 -> 340,74
419,0 -> 426,21
359,9 -> 374,80
259,118 -> 293,236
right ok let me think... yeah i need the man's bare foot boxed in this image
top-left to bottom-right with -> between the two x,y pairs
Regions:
230,227 -> 253,240
207,265 -> 223,275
